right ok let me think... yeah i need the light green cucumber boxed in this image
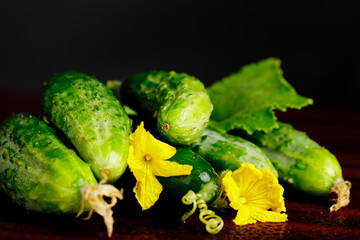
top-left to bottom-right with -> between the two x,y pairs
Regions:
42,71 -> 132,182
191,128 -> 277,176
241,121 -> 348,201
0,113 -> 97,214
120,71 -> 213,145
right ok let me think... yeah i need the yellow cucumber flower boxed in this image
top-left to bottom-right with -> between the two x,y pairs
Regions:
127,122 -> 193,210
222,163 -> 287,225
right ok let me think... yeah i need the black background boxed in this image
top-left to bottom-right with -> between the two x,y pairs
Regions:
1,1 -> 359,106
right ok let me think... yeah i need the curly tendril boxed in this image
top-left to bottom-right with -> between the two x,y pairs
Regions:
181,190 -> 224,234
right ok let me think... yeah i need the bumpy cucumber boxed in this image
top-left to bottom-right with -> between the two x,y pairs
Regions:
191,128 -> 277,176
0,114 -> 97,214
43,71 -> 132,182
158,148 -> 219,204
120,71 -> 213,145
241,121 -> 342,196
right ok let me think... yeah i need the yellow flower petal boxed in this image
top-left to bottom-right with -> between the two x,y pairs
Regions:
127,121 -> 192,210
127,145 -> 146,172
222,171 -> 242,210
129,122 -> 147,146
257,168 -> 286,213
127,122 -> 177,172
146,134 -> 177,161
231,163 -> 263,195
132,168 -> 163,210
130,122 -> 176,161
250,206 -> 288,223
233,205 -> 256,225
222,163 -> 287,225
152,159 -> 192,177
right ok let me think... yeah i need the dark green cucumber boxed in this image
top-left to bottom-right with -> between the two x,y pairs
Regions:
43,71 -> 132,182
120,71 -> 213,145
241,121 -> 342,196
0,113 -> 97,214
191,128 -> 277,176
158,148 -> 219,204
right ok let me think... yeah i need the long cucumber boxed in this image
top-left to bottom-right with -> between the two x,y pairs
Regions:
120,71 -> 213,145
0,113 -> 97,214
191,128 -> 277,176
240,121 -> 351,211
0,113 -> 124,237
43,71 -> 132,182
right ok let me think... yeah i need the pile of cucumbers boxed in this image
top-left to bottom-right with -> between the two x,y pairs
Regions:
0,59 -> 351,236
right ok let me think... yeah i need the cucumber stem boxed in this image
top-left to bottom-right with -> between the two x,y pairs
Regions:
77,171 -> 124,237
106,80 -> 122,98
181,190 -> 224,234
330,178 -> 351,212
210,170 -> 231,210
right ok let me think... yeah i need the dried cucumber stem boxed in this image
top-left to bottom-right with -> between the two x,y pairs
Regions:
106,80 -> 122,97
181,190 -> 224,234
330,178 -> 351,212
77,171 -> 124,237
161,123 -> 170,132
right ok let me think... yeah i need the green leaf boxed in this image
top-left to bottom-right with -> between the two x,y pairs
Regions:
207,58 -> 313,134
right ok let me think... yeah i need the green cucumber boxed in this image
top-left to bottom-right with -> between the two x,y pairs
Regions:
43,71 -> 132,183
191,128 -> 277,176
0,113 -> 97,214
158,148 -> 224,234
158,148 -> 219,204
240,121 -> 343,197
120,71 -> 213,145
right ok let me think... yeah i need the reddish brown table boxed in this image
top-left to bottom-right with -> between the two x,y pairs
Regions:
1,89 -> 359,240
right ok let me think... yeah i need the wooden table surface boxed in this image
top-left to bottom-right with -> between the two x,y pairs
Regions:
0,89 -> 360,240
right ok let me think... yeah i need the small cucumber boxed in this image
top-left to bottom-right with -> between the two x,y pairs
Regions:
157,148 -> 224,234
241,121 -> 343,197
43,71 -> 132,182
191,128 -> 278,176
157,148 -> 219,204
0,113 -> 97,214
158,148 -> 224,234
120,71 -> 213,145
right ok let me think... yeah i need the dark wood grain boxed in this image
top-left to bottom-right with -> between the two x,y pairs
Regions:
1,89 -> 360,240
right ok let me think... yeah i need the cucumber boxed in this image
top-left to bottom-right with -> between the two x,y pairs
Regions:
191,128 -> 277,176
0,113 -> 97,214
120,71 -> 213,145
240,121 -> 345,197
157,148 -> 219,204
43,71 -> 132,183
158,148 -> 223,234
